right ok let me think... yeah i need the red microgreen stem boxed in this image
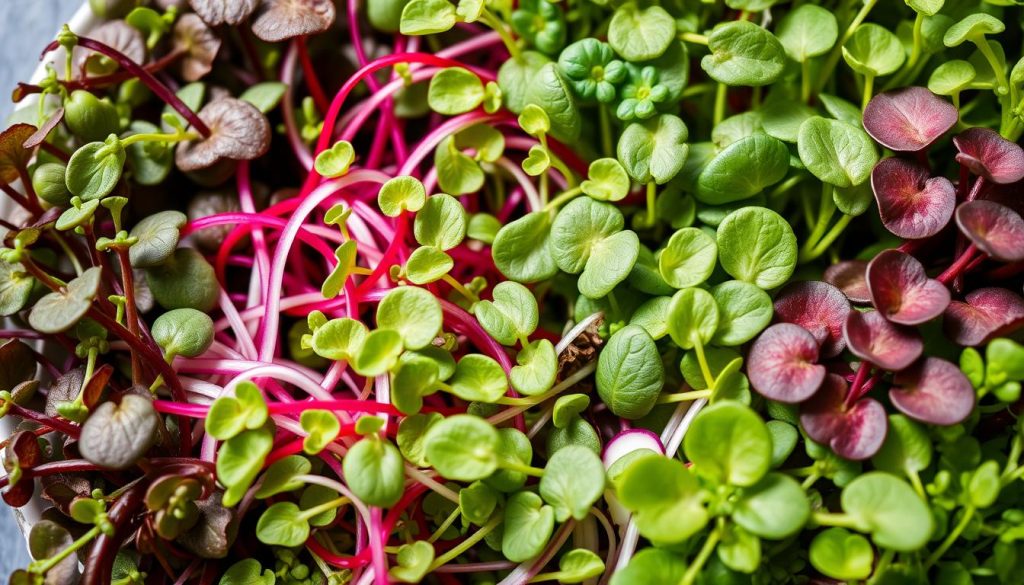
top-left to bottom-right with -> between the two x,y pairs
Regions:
937,244 -> 982,285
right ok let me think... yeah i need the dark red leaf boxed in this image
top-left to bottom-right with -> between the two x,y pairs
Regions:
943,287 -> 1024,346
2,480 -> 35,507
870,157 -> 955,239
82,364 -> 114,410
773,281 -> 851,358
862,87 -> 958,152
824,260 -> 871,304
747,323 -> 826,403
955,200 -> 1024,262
23,108 -> 63,149
799,374 -> 888,460
843,310 -> 923,371
890,358 -> 974,426
867,249 -> 950,325
953,127 -> 1024,184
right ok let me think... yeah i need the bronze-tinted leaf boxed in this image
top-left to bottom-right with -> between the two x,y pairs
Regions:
862,87 -> 957,152
953,127 -> 1024,184
28,267 -> 104,334
82,364 -> 114,410
23,108 -> 64,149
78,393 -> 159,470
45,367 -> 86,418
866,249 -> 950,325
177,491 -> 237,559
943,287 -> 1024,346
870,157 -> 955,239
890,358 -> 974,426
773,281 -> 851,358
0,340 -> 36,391
843,310 -> 923,371
173,13 -> 222,82
799,374 -> 887,461
85,20 -> 146,74
251,0 -> 336,43
188,0 -> 259,26
955,200 -> 1024,262
28,520 -> 81,585
175,98 -> 271,171
0,124 -> 37,183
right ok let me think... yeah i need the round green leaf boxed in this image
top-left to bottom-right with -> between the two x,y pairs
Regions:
608,2 -> 675,62
343,437 -> 405,507
696,134 -> 789,204
428,67 -> 485,115
29,267 -> 102,334
658,227 -> 718,289
424,414 -> 499,481
145,247 -> 219,311
352,328 -> 404,377
943,13 -> 1004,47
684,401 -> 771,487
217,427 -> 273,507
435,135 -> 484,196
609,548 -> 687,585
511,339 -> 557,396
617,114 -> 689,185
414,193 -> 466,250
389,541 -> 435,583
448,354 -> 507,403
539,445 -> 606,522
871,415 -> 933,481
556,549 -> 605,584
207,382 -> 268,441
379,176 -> 426,217
928,60 -> 976,96
399,0 -> 456,35
596,324 -> 664,419
473,281 -> 539,345
524,63 -> 581,143
840,472 -> 934,551
667,287 -> 720,350
710,280 -> 773,346
582,158 -> 630,202
616,454 -> 708,544
406,246 -> 453,285
492,211 -> 558,283
397,412 -> 442,467
255,455 -> 312,498
797,117 -> 878,188
311,317 -> 368,361
732,472 -> 810,538
300,410 -> 341,455
152,307 -> 214,358
66,136 -> 126,201
842,24 -> 905,77
716,207 -> 797,289
0,259 -> 32,317
376,286 -> 443,350
776,4 -> 838,62
701,21 -> 786,86
128,210 -> 187,268
255,502 -> 309,547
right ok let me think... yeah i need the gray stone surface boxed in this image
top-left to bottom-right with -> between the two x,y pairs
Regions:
0,3 -> 82,576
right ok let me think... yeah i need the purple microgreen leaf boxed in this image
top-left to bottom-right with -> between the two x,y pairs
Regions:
889,357 -> 975,426
251,0 -> 337,43
867,249 -> 951,325
747,323 -> 826,403
843,310 -> 923,371
188,0 -> 259,27
870,157 -> 955,239
824,260 -> 872,304
953,127 -> 1024,184
172,14 -> 222,82
84,20 -> 146,75
799,374 -> 888,461
862,87 -> 958,152
943,287 -> 1024,346
175,98 -> 271,171
955,200 -> 1024,262
773,281 -> 851,358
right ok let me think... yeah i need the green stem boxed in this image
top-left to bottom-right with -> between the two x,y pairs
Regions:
441,274 -> 479,304
645,181 -> 657,227
861,74 -> 875,110
801,473 -> 821,490
800,185 -> 836,259
868,549 -> 895,584
297,497 -> 348,523
428,514 -> 502,571
657,390 -> 712,404
499,459 -> 545,477
480,9 -> 520,60
925,506 -> 975,568
800,213 -> 852,263
813,512 -> 862,529
693,338 -> 715,389
680,527 -> 721,585
905,13 -> 924,71
120,130 -> 197,147
428,507 -> 461,543
543,186 -> 583,212
713,83 -> 728,125
598,103 -> 613,156
975,38 -> 1008,95
679,32 -> 709,45
801,59 -> 812,103
908,469 -> 926,499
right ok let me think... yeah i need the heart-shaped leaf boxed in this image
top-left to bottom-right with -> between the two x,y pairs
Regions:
424,414 -> 499,481
352,329 -> 404,377
732,472 -> 810,539
436,135 -> 484,195
511,339 -> 557,396
863,87 -> 958,152
666,287 -> 719,350
841,23 -> 905,77
540,445 -> 605,521
953,127 -> 1024,184
581,158 -> 630,202
322,240 -> 358,298
799,374 -> 887,460
29,267 -> 102,334
686,401 -> 772,487
867,249 -> 950,325
955,200 -> 1024,261
843,310 -> 923,371
207,381 -> 269,440
415,193 -> 467,250
300,410 -> 341,455
0,258 -> 34,317
522,145 -> 551,176
773,281 -> 851,358
79,393 -> 159,470
748,323 -> 825,403
551,197 -> 640,298
889,357 -> 974,425
474,281 -> 539,346
502,491 -> 555,562
311,317 -> 368,361
493,211 -> 558,283
701,20 -> 786,86
314,140 -> 356,179
870,157 -> 956,239
824,260 -> 872,304
617,114 -> 689,185
376,286 -> 442,350
943,287 -> 1024,346
448,353 -> 507,403
390,541 -> 435,583
608,2 -> 675,62
809,528 -> 874,581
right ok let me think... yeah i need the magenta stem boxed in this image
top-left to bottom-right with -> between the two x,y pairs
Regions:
937,244 -> 982,285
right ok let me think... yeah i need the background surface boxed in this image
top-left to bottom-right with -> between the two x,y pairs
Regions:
0,0 -> 81,576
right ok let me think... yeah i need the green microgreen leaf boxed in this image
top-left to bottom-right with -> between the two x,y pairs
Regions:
539,445 -> 605,521
414,193 -> 466,250
716,207 -> 798,289
550,197 -> 640,298
596,324 -> 664,419
424,414 -> 499,481
502,491 -> 555,562
299,410 -> 340,455
473,281 -> 539,345
313,140 -> 355,178
376,286 -> 443,350
206,381 -> 269,441
343,436 -> 405,507
428,67 -> 485,115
